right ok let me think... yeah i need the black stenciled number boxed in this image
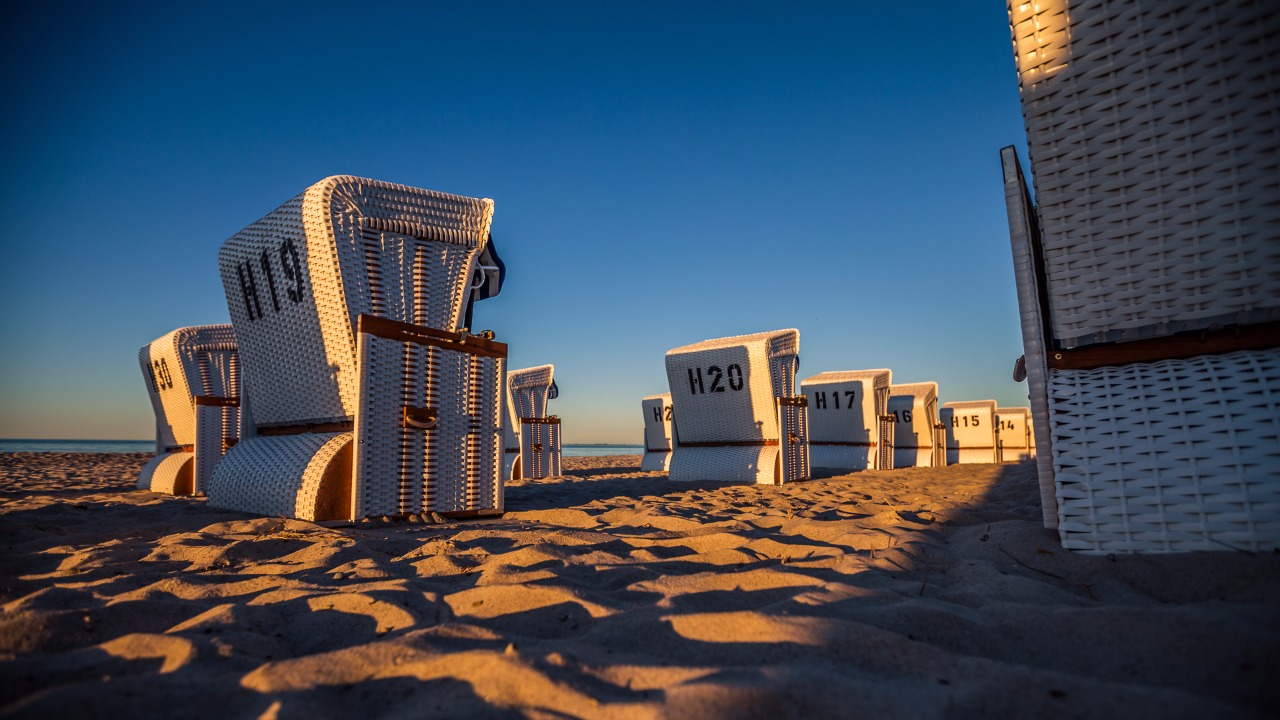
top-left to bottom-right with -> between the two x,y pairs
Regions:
146,362 -> 159,393
894,409 -> 913,423
260,250 -> 281,312
689,364 -> 745,395
152,359 -> 173,390
844,390 -> 855,407
237,262 -> 263,320
280,238 -> 306,303
665,405 -> 673,420
727,364 -> 743,391
708,366 -> 725,393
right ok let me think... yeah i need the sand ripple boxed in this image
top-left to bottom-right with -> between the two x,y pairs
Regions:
1,451 -> 1277,718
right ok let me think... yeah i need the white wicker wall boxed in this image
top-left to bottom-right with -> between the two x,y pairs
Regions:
1009,0 -> 1280,347
1050,349 -> 1280,554
942,400 -> 999,465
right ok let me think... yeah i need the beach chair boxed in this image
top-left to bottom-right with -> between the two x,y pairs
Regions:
640,392 -> 675,472
941,400 -> 998,465
886,383 -> 942,468
1003,0 -> 1280,552
996,407 -> 1033,463
503,365 -> 561,480
207,176 -> 507,522
136,325 -> 241,496
664,329 -> 809,484
800,369 -> 893,473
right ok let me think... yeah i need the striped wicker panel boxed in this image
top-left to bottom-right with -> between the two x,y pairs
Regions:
1049,349 -> 1280,554
996,407 -> 1034,463
641,393 -> 674,472
801,369 -> 892,472
208,433 -> 352,521
354,325 -> 504,518
1009,0 -> 1280,347
1001,146 -> 1059,528
942,400 -> 999,465
218,176 -> 494,428
505,365 -> 561,479
888,383 -> 939,468
665,329 -> 808,484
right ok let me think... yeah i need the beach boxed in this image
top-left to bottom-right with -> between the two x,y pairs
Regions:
1,452 -> 1276,719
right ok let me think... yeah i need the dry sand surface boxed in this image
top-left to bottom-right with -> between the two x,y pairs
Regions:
1,452 -> 1277,719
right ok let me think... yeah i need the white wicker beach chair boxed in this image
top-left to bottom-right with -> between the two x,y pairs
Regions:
886,383 -> 942,468
995,407 -> 1034,463
207,176 -> 507,522
640,392 -> 674,472
664,329 -> 809,484
941,400 -> 998,465
136,325 -> 240,496
1003,0 -> 1280,553
503,365 -> 561,480
800,369 -> 893,473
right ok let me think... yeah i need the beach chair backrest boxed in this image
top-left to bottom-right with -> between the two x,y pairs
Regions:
942,400 -> 999,464
139,325 -> 239,450
641,392 -> 675,472
505,365 -> 561,479
887,382 -> 939,468
217,176 -> 496,430
665,329 -> 799,444
996,407 -> 1033,462
801,369 -> 891,472
664,329 -> 808,484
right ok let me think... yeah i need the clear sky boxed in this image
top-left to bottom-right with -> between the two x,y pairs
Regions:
0,1 -> 1033,443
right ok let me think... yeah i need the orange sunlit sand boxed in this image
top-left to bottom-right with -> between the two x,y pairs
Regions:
2,452 -> 1275,717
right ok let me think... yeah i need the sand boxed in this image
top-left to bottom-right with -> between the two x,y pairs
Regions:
1,452 -> 1276,719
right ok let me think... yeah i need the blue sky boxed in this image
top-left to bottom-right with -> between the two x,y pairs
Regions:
0,2 -> 1032,443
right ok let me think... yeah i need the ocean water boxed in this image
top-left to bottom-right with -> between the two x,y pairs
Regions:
0,439 -> 156,454
0,439 -> 643,457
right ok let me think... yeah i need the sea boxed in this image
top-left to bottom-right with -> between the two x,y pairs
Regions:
0,439 -> 643,457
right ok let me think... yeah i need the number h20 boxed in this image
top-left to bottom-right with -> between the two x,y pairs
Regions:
237,238 -> 307,321
687,364 -> 744,395
650,404 -> 673,423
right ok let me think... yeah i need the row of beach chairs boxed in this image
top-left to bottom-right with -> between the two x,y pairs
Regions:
137,176 -> 563,523
639,329 -> 1035,481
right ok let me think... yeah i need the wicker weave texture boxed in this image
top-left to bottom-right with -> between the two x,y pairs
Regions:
996,407 -> 1035,462
137,452 -> 193,495
1009,0 -> 1280,346
1001,146 -> 1059,527
665,329 -> 807,483
1049,349 -> 1280,554
888,383 -> 939,468
801,369 -> 892,472
208,433 -> 351,520
641,393 -> 674,472
505,365 -> 561,480
942,400 -> 999,465
218,176 -> 495,429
